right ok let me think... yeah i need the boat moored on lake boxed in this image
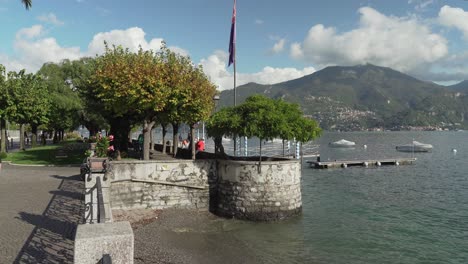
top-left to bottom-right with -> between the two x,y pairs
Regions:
396,141 -> 433,152
329,139 -> 356,148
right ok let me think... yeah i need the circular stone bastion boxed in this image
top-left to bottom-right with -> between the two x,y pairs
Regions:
216,158 -> 302,221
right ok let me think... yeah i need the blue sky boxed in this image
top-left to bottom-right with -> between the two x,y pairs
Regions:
2,0 -> 468,90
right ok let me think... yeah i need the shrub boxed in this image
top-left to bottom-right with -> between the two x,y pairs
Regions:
94,134 -> 115,158
87,136 -> 98,143
65,132 -> 81,140
0,152 -> 7,160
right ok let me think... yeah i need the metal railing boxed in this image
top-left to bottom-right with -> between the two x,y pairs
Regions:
83,158 -> 110,224
204,139 -> 319,158
96,176 -> 106,224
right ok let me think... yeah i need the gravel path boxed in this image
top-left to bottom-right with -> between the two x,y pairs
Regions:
0,163 -> 83,263
114,209 -> 263,264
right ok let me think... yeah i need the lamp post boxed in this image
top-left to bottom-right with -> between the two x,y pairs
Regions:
213,95 -> 220,112
211,95 -> 220,153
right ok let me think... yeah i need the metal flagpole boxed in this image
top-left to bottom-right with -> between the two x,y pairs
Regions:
234,46 -> 238,155
229,0 -> 237,156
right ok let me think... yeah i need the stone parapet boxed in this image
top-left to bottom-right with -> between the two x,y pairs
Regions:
106,158 -> 302,221
216,159 -> 302,221
108,160 -> 215,210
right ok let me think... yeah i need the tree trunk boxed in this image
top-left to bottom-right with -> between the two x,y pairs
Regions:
161,124 -> 167,155
282,139 -> 285,157
31,124 -> 38,148
0,118 -> 6,153
191,124 -> 196,160
88,126 -> 98,138
172,123 -> 179,157
258,138 -> 262,173
214,136 -> 226,158
53,130 -> 58,143
109,117 -> 131,153
300,142 -> 303,170
150,127 -> 154,151
142,119 -> 155,160
19,124 -> 25,151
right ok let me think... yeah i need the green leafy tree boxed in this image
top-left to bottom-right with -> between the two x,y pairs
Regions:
179,65 -> 217,159
64,57 -> 110,137
91,44 -> 169,160
7,70 -> 51,148
0,65 -> 12,152
152,48 -> 191,155
206,107 -> 241,157
154,47 -> 217,157
207,95 -> 322,170
37,61 -> 83,143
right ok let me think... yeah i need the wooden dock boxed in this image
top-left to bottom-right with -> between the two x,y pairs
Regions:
306,158 -> 417,169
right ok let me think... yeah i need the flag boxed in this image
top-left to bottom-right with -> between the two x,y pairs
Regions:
228,0 -> 236,67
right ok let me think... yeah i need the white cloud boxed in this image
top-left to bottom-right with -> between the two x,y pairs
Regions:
2,25 -> 313,88
438,5 -> 468,40
290,7 -> 448,74
167,46 -> 190,57
270,38 -> 286,54
16,25 -> 43,39
255,19 -> 264,25
200,50 -> 315,91
408,0 -> 435,11
8,25 -> 82,72
37,13 -> 64,26
1,26 -> 188,73
86,27 -> 164,56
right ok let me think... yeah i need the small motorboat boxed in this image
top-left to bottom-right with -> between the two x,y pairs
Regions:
396,141 -> 433,152
329,139 -> 356,148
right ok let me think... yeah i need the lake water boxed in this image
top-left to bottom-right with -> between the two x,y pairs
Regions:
220,131 -> 468,264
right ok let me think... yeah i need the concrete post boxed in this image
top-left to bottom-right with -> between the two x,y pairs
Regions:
74,221 -> 134,264
295,138 -> 300,160
244,136 -> 248,156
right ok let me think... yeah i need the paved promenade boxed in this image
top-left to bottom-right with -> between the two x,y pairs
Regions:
0,163 -> 83,263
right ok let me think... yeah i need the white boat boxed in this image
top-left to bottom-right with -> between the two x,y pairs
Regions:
329,139 -> 356,148
396,141 -> 433,152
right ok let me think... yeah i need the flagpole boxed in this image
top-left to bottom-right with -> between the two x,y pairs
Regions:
234,43 -> 237,155
229,0 -> 238,156
234,55 -> 236,107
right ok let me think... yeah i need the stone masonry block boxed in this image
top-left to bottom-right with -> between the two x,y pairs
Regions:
74,221 -> 134,264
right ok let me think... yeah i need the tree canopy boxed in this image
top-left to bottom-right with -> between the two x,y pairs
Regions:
207,94 -> 322,157
89,44 -> 217,159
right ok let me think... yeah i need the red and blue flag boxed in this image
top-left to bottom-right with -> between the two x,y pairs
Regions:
228,0 -> 236,67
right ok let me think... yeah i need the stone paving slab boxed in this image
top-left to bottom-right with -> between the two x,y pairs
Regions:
0,164 -> 83,264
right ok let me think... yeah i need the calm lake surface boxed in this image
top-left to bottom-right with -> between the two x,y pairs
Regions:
220,131 -> 468,264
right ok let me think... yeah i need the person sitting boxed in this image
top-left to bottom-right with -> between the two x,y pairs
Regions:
196,138 -> 205,153
182,139 -> 189,149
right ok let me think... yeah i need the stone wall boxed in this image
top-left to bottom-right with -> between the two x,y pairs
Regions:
108,160 -> 215,210
216,159 -> 302,221
107,158 -> 302,221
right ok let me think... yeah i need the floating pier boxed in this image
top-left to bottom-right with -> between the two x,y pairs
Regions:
306,158 -> 417,169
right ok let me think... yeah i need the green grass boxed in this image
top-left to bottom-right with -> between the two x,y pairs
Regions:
2,141 -> 88,165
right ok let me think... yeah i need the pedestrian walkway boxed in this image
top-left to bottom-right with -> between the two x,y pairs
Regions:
0,164 -> 83,263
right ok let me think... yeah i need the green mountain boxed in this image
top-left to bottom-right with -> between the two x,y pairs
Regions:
448,80 -> 468,93
218,64 -> 468,131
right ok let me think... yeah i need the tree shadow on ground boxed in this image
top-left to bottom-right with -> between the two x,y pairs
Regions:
51,174 -> 82,181
14,175 -> 84,264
